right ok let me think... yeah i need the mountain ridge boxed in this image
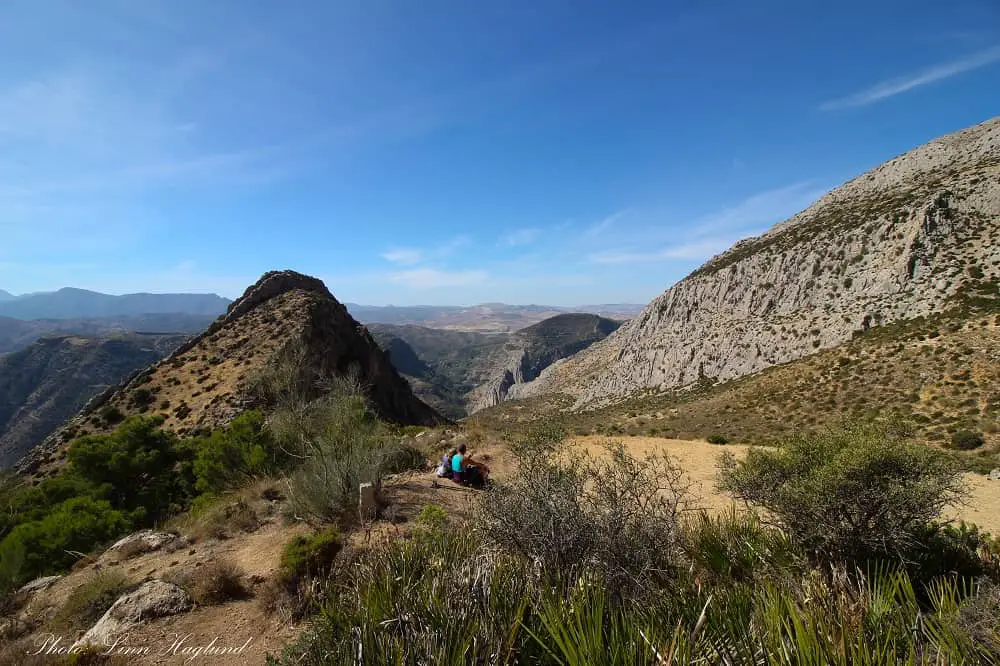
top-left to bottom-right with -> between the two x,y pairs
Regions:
516,116 -> 1000,407
0,288 -> 231,320
14,270 -> 444,475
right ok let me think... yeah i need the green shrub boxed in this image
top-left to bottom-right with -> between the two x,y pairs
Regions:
0,497 -> 130,585
416,504 -> 448,531
130,388 -> 154,411
69,415 -> 195,523
707,434 -> 729,445
681,507 -> 802,585
718,421 -> 967,572
272,378 -> 423,523
193,410 -> 283,494
279,528 -> 342,587
99,405 -> 124,425
948,429 -> 986,451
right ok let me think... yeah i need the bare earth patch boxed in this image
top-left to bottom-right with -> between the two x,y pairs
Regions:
568,435 -> 1000,534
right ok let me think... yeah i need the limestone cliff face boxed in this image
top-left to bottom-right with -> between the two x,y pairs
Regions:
520,117 -> 1000,407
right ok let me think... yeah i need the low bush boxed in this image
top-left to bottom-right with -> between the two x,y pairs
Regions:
279,528 -> 342,587
50,569 -> 133,633
273,378 -> 424,523
168,559 -> 248,606
681,507 -> 802,586
718,421 -> 967,575
260,528 -> 343,623
270,523 -> 999,665
185,497 -> 260,541
477,431 -> 690,596
707,433 -> 729,444
948,429 -> 986,451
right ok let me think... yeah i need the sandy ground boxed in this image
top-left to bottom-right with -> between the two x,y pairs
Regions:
568,435 -> 1000,535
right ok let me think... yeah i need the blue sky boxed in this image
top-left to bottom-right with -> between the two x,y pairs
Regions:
1,0 -> 998,305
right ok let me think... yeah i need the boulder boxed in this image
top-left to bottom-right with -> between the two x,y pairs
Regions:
80,580 -> 191,647
106,530 -> 185,559
989,468 -> 1000,481
18,575 -> 62,595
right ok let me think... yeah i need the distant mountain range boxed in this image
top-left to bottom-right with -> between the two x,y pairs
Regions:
0,287 -> 641,334
346,303 -> 642,333
0,288 -> 231,320
0,314 -> 219,355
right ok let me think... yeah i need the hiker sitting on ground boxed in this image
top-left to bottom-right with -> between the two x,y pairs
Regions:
451,443 -> 490,486
437,448 -> 457,478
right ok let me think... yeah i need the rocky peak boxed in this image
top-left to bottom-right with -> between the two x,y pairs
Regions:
224,270 -> 335,323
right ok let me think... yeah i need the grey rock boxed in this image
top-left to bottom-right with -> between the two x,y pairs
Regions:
989,469 -> 1000,481
80,580 -> 191,647
105,530 -> 185,558
18,575 -> 62,595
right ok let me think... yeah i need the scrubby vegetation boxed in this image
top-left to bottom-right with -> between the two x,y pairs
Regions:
949,429 -> 986,451
166,558 -> 249,606
471,302 -> 1000,473
49,569 -> 134,633
717,421 -> 983,577
272,423 -> 1000,665
0,409 -> 285,591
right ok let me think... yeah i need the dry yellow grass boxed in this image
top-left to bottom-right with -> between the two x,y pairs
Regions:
569,435 -> 1000,535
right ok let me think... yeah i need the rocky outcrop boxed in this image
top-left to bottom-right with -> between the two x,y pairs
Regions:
104,530 -> 187,560
80,580 -> 191,647
521,116 -> 1000,407
18,575 -> 62,595
469,314 -> 622,411
223,270 -> 333,323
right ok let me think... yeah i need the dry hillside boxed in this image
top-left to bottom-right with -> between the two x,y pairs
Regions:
472,301 -> 1000,473
0,334 -> 188,469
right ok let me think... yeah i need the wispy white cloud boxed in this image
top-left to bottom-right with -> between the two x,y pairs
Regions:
583,210 -> 628,238
693,181 -> 828,234
380,248 -> 424,265
498,227 -> 542,247
379,236 -> 470,265
584,181 -> 829,266
588,237 -> 742,264
820,45 -> 1000,110
388,268 -> 489,289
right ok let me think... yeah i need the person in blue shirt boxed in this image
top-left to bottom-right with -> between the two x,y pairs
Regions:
451,443 -> 490,486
